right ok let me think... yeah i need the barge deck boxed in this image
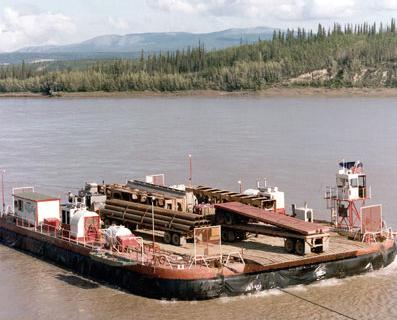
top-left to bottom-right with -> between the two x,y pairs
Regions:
132,227 -> 384,269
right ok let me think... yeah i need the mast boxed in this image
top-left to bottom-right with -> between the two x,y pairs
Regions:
1,169 -> 5,214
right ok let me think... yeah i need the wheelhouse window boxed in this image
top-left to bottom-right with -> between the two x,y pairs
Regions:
14,199 -> 23,211
61,209 -> 70,224
350,178 -> 358,188
337,177 -> 348,187
358,175 -> 366,187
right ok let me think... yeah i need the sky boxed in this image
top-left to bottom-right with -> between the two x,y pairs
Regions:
0,0 -> 397,52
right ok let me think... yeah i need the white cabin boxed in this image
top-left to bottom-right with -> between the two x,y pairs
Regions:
13,191 -> 60,225
325,161 -> 370,228
336,161 -> 367,200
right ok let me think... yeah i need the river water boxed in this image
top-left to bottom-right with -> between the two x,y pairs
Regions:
0,96 -> 397,319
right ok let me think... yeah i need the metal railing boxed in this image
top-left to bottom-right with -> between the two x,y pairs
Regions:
4,213 -> 248,271
104,234 -> 146,265
9,214 -> 151,264
188,251 -> 246,269
10,214 -> 100,249
224,251 -> 245,266
324,186 -> 371,201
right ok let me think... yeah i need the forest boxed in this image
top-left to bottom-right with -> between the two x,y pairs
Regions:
1,20 -> 397,94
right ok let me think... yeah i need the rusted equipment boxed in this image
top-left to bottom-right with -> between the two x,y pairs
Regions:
106,199 -> 202,221
215,202 -> 329,255
222,223 -> 330,255
101,208 -> 193,232
104,205 -> 205,227
100,199 -> 212,246
104,181 -> 188,212
103,225 -> 141,252
215,202 -> 329,235
187,185 -> 276,210
43,218 -> 60,232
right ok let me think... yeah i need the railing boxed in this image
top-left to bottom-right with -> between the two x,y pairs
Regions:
331,219 -> 397,243
325,186 -> 371,201
224,251 -> 245,266
189,255 -> 210,269
10,214 -> 101,249
106,235 -> 145,265
5,213 -> 248,271
188,251 -> 246,270
152,252 -> 177,268
8,214 -> 173,267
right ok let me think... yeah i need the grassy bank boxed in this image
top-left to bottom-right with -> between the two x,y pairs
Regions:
2,87 -> 397,99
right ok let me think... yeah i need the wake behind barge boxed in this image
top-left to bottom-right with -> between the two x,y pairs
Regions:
0,161 -> 395,300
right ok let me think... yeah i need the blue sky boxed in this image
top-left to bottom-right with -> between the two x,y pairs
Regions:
0,0 -> 397,52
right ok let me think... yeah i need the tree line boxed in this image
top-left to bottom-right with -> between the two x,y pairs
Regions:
2,19 -> 397,94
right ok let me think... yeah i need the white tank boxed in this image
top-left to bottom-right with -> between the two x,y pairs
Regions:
243,188 -> 260,196
69,209 -> 99,239
104,225 -> 132,247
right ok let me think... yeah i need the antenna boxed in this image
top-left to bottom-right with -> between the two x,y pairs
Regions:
1,169 -> 5,214
188,154 -> 192,187
151,196 -> 156,247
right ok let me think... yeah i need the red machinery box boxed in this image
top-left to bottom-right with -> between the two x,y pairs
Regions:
44,218 -> 60,232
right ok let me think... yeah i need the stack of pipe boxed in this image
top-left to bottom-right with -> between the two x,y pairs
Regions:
101,199 -> 212,234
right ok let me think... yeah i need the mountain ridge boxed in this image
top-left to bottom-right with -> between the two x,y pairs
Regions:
16,27 -> 275,54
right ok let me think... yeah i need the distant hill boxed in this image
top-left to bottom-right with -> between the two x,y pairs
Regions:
2,21 -> 397,94
0,27 -> 275,64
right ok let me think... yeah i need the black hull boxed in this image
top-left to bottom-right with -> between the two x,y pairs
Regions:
0,227 -> 396,300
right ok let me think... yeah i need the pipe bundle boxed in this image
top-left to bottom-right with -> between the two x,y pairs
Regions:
101,199 -> 211,234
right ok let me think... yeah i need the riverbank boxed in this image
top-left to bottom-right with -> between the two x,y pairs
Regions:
2,87 -> 397,98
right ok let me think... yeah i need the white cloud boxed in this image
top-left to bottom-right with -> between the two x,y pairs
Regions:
306,0 -> 356,19
108,17 -> 130,30
152,0 -> 209,13
0,7 -> 76,52
149,0 -> 297,20
147,0 -> 368,21
380,0 -> 397,10
145,0 -> 397,34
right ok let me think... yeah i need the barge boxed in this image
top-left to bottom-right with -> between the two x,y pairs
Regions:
0,161 -> 395,300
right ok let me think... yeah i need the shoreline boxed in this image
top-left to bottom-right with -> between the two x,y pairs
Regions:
1,87 -> 397,98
